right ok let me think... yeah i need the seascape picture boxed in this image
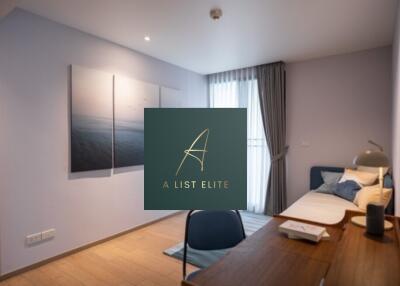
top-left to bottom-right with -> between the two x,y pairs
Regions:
114,76 -> 159,167
71,65 -> 113,172
160,86 -> 181,107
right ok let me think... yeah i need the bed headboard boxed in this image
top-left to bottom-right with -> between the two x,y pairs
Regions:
309,166 -> 395,215
310,166 -> 344,190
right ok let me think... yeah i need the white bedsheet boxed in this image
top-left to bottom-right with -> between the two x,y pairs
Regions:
280,191 -> 361,225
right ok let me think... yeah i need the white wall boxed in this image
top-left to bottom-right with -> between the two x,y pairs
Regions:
286,47 -> 392,205
0,9 -> 207,275
392,2 -> 400,216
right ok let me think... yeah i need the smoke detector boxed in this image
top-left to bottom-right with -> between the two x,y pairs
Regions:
210,8 -> 222,20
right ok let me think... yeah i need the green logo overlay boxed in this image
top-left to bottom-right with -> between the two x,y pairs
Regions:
144,108 -> 247,210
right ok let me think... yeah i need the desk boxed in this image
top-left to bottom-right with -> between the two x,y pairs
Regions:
325,215 -> 400,285
182,211 -> 400,286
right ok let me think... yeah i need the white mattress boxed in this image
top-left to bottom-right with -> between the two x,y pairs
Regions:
280,191 -> 362,225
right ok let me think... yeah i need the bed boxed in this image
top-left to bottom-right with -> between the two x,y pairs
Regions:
280,166 -> 395,225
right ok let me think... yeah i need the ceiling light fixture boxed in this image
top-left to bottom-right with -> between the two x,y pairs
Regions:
210,8 -> 222,20
144,35 -> 151,42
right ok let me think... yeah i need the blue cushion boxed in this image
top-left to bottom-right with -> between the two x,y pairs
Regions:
315,183 -> 337,194
333,180 -> 361,201
384,175 -> 393,189
315,171 -> 343,194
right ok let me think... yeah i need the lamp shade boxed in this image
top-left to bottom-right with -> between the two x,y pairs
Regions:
353,150 -> 390,167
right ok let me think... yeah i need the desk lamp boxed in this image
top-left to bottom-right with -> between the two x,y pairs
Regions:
351,140 -> 392,234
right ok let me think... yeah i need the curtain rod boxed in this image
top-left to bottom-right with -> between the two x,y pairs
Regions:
255,60 -> 285,67
207,61 -> 285,77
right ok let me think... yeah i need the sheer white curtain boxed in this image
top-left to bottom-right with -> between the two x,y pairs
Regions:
209,68 -> 270,213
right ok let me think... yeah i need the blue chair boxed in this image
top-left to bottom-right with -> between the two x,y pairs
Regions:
183,210 -> 246,281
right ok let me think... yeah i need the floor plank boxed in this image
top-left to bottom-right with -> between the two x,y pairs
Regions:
0,212 -> 194,286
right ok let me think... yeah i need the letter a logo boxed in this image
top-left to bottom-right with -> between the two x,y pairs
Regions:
176,128 -> 209,176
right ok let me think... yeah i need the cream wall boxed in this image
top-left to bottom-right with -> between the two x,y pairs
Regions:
0,9 -> 207,275
286,47 -> 393,206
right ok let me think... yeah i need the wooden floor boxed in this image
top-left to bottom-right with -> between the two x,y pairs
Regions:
0,212 -> 197,286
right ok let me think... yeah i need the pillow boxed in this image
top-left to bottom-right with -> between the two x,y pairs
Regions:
338,169 -> 378,186
353,184 -> 393,211
333,180 -> 361,201
315,171 -> 343,194
384,175 -> 393,189
357,166 -> 389,176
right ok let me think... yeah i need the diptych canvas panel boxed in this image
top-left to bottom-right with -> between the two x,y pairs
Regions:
71,66 -> 114,172
71,66 -> 161,172
113,76 -> 159,167
160,86 -> 182,107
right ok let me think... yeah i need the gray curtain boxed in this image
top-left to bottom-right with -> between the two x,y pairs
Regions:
256,62 -> 287,216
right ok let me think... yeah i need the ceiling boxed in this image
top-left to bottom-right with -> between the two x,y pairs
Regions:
16,0 -> 398,74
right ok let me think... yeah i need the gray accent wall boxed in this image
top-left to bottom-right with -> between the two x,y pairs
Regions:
0,9 -> 207,275
392,1 -> 400,217
286,47 -> 392,206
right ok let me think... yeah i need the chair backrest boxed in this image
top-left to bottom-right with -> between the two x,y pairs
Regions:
186,210 -> 246,250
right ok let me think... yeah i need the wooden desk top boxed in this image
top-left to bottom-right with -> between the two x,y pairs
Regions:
182,212 -> 400,286
325,216 -> 400,286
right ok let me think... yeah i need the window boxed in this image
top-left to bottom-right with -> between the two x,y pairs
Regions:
209,68 -> 270,213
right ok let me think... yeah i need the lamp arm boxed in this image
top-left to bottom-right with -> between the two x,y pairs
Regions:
368,140 -> 384,152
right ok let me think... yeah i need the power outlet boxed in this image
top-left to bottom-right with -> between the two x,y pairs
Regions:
26,228 -> 56,246
41,228 -> 56,240
26,233 -> 42,245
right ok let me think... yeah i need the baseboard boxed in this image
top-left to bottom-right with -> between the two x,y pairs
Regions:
0,211 -> 184,281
